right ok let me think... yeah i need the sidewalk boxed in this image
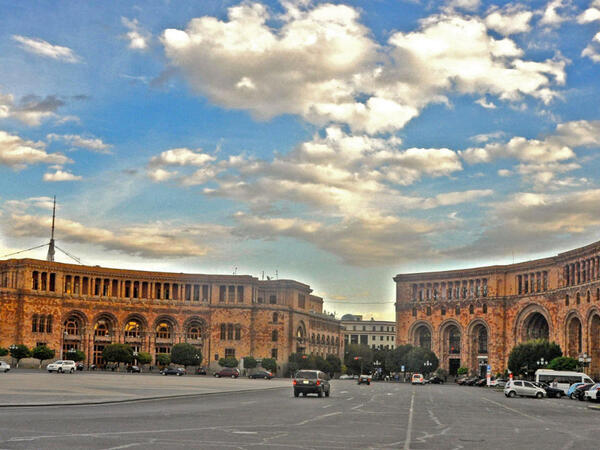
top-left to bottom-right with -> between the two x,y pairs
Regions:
0,370 -> 289,407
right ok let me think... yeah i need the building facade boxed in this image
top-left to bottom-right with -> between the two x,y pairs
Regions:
341,314 -> 396,351
395,240 -> 600,377
0,258 -> 342,369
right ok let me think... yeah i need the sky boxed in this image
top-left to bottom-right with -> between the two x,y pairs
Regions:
1,0 -> 600,321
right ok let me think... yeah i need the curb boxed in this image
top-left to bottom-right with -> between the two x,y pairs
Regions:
587,404 -> 600,410
0,385 -> 289,408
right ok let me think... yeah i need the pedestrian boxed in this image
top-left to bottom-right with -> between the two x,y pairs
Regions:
552,378 -> 558,388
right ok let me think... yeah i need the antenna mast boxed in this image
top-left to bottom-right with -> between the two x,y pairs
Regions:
46,196 -> 56,262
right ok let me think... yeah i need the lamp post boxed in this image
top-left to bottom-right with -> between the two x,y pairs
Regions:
354,356 -> 363,375
537,357 -> 546,368
61,330 -> 68,358
424,360 -> 432,376
578,352 -> 592,373
9,344 -> 16,367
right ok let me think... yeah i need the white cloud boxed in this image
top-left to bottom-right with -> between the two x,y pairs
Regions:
148,168 -> 178,182
582,32 -> 600,62
485,6 -> 533,35
12,35 -> 80,63
122,17 -> 151,50
0,92 -> 66,126
161,3 -> 567,134
445,0 -> 481,12
43,169 -> 82,182
149,147 -> 215,167
539,0 -> 572,27
0,130 -> 71,169
47,134 -> 112,153
498,168 -> 513,177
476,97 -> 496,108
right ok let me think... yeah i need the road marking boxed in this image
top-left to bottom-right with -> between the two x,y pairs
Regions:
103,444 -> 142,450
404,391 -> 415,450
351,403 -> 364,410
232,431 -> 258,435
339,391 -> 348,394
346,397 -> 354,401
297,411 -> 342,426
481,397 -> 543,422
322,404 -> 332,409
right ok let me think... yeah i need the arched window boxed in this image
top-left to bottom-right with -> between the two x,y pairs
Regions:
65,317 -> 80,335
94,319 -> 109,337
124,320 -> 141,338
156,322 -> 171,339
587,291 -> 591,303
449,327 -> 461,354
577,293 -> 581,305
272,330 -> 278,342
186,321 -> 203,340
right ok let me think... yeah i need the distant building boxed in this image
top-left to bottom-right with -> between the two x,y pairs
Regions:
0,258 -> 342,369
341,314 -> 396,351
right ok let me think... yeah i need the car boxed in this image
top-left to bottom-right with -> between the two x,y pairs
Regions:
214,368 -> 240,378
195,367 -> 208,375
358,374 -> 372,385
475,378 -> 488,387
126,365 -> 141,373
161,367 -> 185,376
293,370 -> 330,398
490,378 -> 508,388
76,362 -> 84,371
566,382 -> 585,398
504,380 -> 546,398
584,383 -> 600,401
0,361 -> 10,373
47,360 -> 77,373
248,370 -> 273,379
455,376 -> 468,385
411,373 -> 425,384
572,383 -> 595,401
464,377 -> 480,386
532,381 -> 564,398
339,374 -> 354,380
426,376 -> 444,384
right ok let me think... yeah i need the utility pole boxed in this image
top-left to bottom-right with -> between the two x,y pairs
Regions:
46,196 -> 56,262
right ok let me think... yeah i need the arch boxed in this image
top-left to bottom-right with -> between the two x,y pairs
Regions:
587,309 -> 600,375
295,320 -> 307,353
565,311 -> 583,357
408,321 -> 433,348
63,310 -> 89,336
296,321 -> 307,340
123,315 -> 147,339
154,316 -> 177,340
92,312 -> 118,337
439,319 -> 463,375
513,304 -> 553,344
184,317 -> 207,341
467,319 -> 490,377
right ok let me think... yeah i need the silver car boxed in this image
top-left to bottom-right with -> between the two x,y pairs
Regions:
0,361 -> 10,373
504,380 -> 546,398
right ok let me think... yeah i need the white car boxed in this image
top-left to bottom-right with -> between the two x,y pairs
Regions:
504,380 -> 546,398
0,361 -> 10,372
584,383 -> 600,401
339,374 -> 354,380
412,373 -> 425,384
47,360 -> 77,373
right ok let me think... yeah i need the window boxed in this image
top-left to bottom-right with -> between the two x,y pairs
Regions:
441,306 -> 446,315
412,308 -> 417,317
566,294 -> 570,306
237,286 -> 244,303
469,304 -> 474,314
94,319 -> 109,337
577,292 -> 581,305
587,291 -> 591,303
235,325 -> 241,340
269,295 -> 277,304
257,297 -> 263,304
380,336 -> 384,341
455,306 -> 460,315
298,294 -> 306,309
203,285 -> 209,301
272,330 -> 278,342
225,348 -> 235,358
65,317 -> 79,335
272,312 -> 278,323
271,348 -> 278,359
228,285 -> 235,302
483,304 -> 488,314
227,324 -> 234,340
426,306 -> 431,316
46,315 -> 52,333
32,314 -> 38,332
125,320 -> 141,338
219,286 -> 226,302
220,324 -> 226,340
156,322 -> 171,339
32,271 -> 39,290
193,285 -> 200,301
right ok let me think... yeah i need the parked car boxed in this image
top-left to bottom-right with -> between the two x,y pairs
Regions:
214,368 -> 240,378
475,378 -> 488,387
160,367 -> 186,376
504,380 -> 546,398
566,382 -> 585,398
248,370 -> 273,379
411,373 -> 425,384
0,361 -> 10,373
584,383 -> 600,401
490,378 -> 508,388
75,362 -> 84,371
195,367 -> 208,375
339,374 -> 354,380
455,376 -> 468,385
532,381 -> 564,398
293,370 -> 330,398
126,365 -> 141,373
47,360 -> 77,373
426,376 -> 444,384
358,374 -> 372,385
572,383 -> 595,401
464,377 -> 480,386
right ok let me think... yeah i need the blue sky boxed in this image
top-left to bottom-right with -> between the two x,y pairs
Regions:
1,0 -> 600,320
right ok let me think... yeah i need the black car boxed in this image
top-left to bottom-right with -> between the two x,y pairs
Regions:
427,376 -> 444,384
126,365 -> 141,373
572,383 -> 594,400
160,367 -> 186,376
76,362 -> 84,371
195,367 -> 208,375
293,370 -> 331,398
533,382 -> 563,398
248,370 -> 273,379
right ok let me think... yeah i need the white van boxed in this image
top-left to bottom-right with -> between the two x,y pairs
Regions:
535,369 -> 594,394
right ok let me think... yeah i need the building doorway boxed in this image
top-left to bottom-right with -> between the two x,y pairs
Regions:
449,358 -> 460,375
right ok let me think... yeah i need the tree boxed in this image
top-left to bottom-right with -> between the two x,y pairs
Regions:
405,347 -> 439,374
314,355 -> 332,374
457,367 -> 468,376
170,343 -> 202,368
32,345 -> 55,368
387,344 -> 413,373
102,344 -> 134,368
66,349 -> 85,363
344,344 -> 373,375
219,356 -> 239,368
547,356 -> 578,371
244,356 -> 257,370
261,358 -> 277,373
435,367 -> 448,379
136,351 -> 152,365
155,353 -> 170,367
9,344 -> 30,368
508,339 -> 562,377
0,347 -> 8,357
326,354 -> 341,375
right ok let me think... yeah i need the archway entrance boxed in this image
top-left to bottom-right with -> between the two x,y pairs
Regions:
590,313 -> 600,375
414,325 -> 431,350
522,312 -> 549,341
566,316 -> 582,358
470,324 -> 488,377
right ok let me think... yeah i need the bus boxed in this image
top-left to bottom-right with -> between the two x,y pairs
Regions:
535,369 -> 594,394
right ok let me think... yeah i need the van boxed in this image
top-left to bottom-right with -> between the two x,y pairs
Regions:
411,373 -> 424,384
535,369 -> 594,394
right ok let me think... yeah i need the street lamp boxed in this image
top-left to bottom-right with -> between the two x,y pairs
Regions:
354,356 -> 364,375
537,357 -> 546,367
578,352 -> 592,373
424,360 -> 432,375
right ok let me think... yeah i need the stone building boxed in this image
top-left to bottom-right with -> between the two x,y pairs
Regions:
341,314 -> 396,351
395,240 -> 600,377
0,258 -> 342,370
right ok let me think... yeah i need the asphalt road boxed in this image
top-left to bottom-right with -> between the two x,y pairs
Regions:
0,381 -> 598,449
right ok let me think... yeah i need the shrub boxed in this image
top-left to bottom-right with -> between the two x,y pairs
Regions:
261,358 -> 277,373
136,351 -> 152,365
170,343 -> 202,368
219,357 -> 239,368
65,349 -> 85,362
155,353 -> 171,367
0,347 -> 8,357
457,367 -> 469,376
9,344 -> 30,367
243,356 -> 257,369
32,345 -> 55,367
547,356 -> 578,371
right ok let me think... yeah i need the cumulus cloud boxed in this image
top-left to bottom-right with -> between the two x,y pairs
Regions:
0,92 -> 67,126
578,1 -> 600,23
161,2 -> 567,134
0,130 -> 71,169
485,6 -> 533,35
122,17 -> 151,50
476,97 -> 496,108
12,35 -> 80,63
539,0 -> 572,27
47,134 -> 112,153
582,32 -> 600,62
43,169 -> 82,182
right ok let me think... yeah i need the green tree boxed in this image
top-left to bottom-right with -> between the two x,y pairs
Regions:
547,356 -> 578,371
9,344 -> 30,368
435,367 -> 448,379
405,347 -> 439,374
102,343 -> 134,368
508,339 -> 562,377
344,344 -> 373,375
0,347 -> 8,357
287,353 -> 312,375
326,354 -> 342,374
219,356 -> 239,368
387,344 -> 413,372
155,353 -> 170,367
314,355 -> 332,374
65,348 -> 85,362
261,358 -> 277,373
170,343 -> 202,368
136,351 -> 152,365
457,367 -> 468,376
32,345 -> 55,368
244,356 -> 258,370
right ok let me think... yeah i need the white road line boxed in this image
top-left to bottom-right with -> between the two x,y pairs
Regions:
339,391 -> 348,394
351,403 -> 364,410
297,411 -> 342,426
103,444 -> 142,450
232,431 -> 258,435
481,397 -> 543,422
322,404 -> 333,409
404,391 -> 415,450
346,397 -> 354,401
